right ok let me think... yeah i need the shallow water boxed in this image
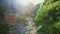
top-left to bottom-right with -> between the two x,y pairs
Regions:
9,17 -> 35,34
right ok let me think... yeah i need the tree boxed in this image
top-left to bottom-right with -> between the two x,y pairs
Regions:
0,2 -> 6,20
34,0 -> 60,34
0,2 -> 9,34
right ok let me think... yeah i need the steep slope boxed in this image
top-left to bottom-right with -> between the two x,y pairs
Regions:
34,0 -> 60,34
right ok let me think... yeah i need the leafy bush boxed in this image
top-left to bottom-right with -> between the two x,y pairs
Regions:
34,0 -> 60,34
0,20 -> 9,34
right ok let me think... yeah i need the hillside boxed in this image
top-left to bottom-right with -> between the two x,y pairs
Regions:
34,0 -> 60,34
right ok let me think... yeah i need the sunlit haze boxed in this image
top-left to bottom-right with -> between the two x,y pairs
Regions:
15,0 -> 44,6
7,0 -> 44,16
31,0 -> 44,5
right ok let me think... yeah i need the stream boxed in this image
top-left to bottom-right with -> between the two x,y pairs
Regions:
9,17 -> 35,34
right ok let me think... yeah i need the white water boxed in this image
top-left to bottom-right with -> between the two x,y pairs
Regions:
9,17 -> 35,34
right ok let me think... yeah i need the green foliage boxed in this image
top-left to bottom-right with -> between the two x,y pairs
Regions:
34,0 -> 60,34
0,20 -> 9,34
0,3 -> 9,34
0,3 -> 7,20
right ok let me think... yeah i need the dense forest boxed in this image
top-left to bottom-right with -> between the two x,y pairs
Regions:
0,0 -> 60,34
0,2 -> 9,34
34,0 -> 60,34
